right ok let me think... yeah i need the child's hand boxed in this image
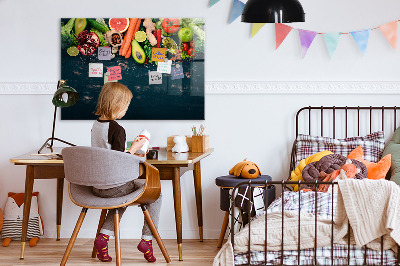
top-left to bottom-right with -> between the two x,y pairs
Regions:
129,137 -> 147,155
134,148 -> 149,157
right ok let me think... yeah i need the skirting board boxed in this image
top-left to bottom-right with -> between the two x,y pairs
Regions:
1,81 -> 400,94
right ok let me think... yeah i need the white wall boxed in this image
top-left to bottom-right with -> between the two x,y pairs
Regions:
1,0 -> 400,240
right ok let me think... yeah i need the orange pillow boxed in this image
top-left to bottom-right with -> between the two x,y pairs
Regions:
347,146 -> 391,180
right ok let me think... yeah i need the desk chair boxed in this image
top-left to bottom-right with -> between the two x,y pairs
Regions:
60,146 -> 171,265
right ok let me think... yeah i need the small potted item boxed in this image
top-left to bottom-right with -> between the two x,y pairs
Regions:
172,135 -> 189,153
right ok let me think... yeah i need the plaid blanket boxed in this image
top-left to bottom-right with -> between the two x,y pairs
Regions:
234,244 -> 397,265
234,191 -> 397,265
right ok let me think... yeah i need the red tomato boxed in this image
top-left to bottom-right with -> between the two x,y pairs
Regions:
188,48 -> 196,57
162,18 -> 181,34
181,42 -> 189,51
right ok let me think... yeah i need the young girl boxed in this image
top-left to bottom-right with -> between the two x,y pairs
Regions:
91,82 -> 162,263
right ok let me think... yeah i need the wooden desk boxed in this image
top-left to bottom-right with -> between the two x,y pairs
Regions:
10,147 -> 213,261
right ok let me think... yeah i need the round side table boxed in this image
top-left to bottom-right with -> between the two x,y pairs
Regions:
215,175 -> 275,248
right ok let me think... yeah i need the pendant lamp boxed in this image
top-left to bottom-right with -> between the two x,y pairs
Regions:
241,0 -> 305,23
38,80 -> 79,154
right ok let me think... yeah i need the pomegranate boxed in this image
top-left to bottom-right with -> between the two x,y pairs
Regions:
76,30 -> 100,56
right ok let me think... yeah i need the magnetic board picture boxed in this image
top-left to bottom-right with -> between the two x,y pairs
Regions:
61,18 -> 205,120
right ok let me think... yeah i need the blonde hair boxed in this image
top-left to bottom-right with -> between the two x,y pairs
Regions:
95,83 -> 133,120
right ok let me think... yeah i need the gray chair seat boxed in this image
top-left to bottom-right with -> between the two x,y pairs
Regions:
61,146 -> 170,265
69,180 -> 145,208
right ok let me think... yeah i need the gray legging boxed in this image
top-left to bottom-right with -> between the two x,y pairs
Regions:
92,180 -> 162,240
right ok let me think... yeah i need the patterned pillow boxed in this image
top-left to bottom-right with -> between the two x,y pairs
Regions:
294,131 -> 385,166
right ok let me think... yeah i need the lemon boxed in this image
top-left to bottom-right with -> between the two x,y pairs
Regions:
67,46 -> 79,56
135,31 -> 147,42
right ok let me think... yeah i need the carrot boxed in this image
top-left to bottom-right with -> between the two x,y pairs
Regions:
125,45 -> 132,58
120,18 -> 139,56
120,18 -> 137,56
134,18 -> 141,33
126,19 -> 141,57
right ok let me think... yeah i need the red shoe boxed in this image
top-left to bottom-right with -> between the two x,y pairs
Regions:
137,239 -> 156,262
94,233 -> 112,262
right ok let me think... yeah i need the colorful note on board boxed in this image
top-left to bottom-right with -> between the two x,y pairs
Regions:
89,63 -> 103,77
107,66 -> 122,81
98,47 -> 112,60
171,64 -> 184,80
151,48 -> 167,62
104,72 -> 117,84
149,71 -> 162,85
157,60 -> 172,74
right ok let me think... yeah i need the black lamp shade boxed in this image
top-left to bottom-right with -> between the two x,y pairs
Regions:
241,0 -> 305,23
52,84 -> 79,108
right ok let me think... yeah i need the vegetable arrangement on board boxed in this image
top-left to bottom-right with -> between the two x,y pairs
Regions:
61,18 -> 205,64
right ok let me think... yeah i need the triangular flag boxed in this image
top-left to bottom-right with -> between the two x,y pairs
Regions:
323,33 -> 341,58
351,29 -> 370,55
298,29 -> 317,58
209,0 -> 220,7
378,21 -> 397,50
229,0 -> 245,24
275,23 -> 293,49
251,23 -> 266,38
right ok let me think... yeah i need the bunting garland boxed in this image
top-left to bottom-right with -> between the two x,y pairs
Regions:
323,33 -> 341,58
229,0 -> 245,24
351,29 -> 370,55
298,30 -> 317,58
209,1 -> 400,58
209,0 -> 220,7
275,23 -> 292,49
378,21 -> 397,50
251,23 -> 266,38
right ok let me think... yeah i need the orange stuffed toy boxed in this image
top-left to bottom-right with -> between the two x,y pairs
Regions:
1,192 -> 43,247
347,146 -> 391,180
229,159 -> 261,179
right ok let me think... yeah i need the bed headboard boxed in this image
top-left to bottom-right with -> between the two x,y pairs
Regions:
290,106 -> 400,179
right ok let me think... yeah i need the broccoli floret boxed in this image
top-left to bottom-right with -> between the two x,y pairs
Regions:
61,18 -> 77,49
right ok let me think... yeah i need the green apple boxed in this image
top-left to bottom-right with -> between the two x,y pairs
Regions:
178,27 -> 193,42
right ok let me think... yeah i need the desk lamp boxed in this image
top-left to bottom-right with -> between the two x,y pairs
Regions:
241,0 -> 305,23
38,80 -> 79,154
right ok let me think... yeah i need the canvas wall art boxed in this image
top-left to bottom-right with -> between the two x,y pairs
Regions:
61,18 -> 205,120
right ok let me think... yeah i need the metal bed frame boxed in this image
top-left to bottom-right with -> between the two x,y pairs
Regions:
230,106 -> 400,266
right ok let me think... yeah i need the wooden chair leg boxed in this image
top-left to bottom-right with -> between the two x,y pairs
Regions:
114,210 -> 121,266
217,211 -> 230,248
60,208 -> 88,266
141,205 -> 171,263
92,209 -> 108,258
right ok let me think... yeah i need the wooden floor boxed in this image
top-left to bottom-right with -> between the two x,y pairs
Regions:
0,239 -> 221,265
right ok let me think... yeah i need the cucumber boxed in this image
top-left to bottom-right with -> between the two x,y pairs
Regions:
87,18 -> 108,34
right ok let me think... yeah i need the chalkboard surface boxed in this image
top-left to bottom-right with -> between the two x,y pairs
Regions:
61,18 -> 205,120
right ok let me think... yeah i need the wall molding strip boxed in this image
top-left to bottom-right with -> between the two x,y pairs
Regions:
0,81 -> 399,95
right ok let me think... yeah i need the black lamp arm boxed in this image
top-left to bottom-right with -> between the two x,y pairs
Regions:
38,137 -> 76,154
37,105 -> 76,154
